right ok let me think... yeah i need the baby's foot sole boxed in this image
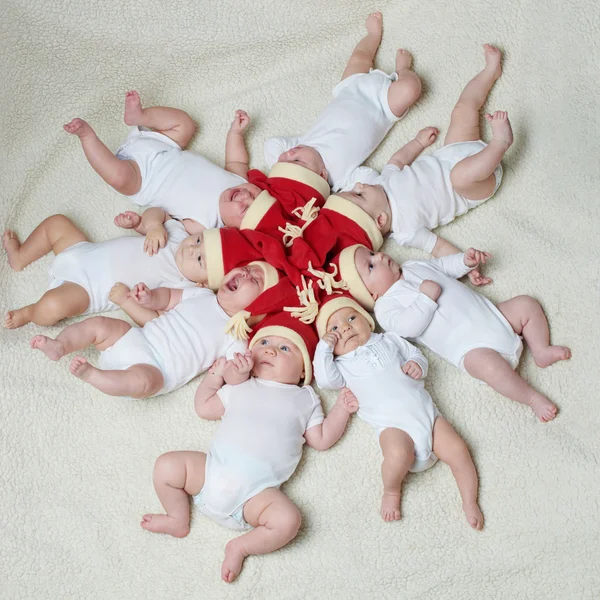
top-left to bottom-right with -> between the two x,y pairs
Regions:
483,43 -> 502,80
221,540 -> 247,584
5,308 -> 31,329
529,394 -> 558,422
533,345 -> 572,368
381,492 -> 402,522
463,502 -> 484,531
69,356 -> 94,381
114,211 -> 142,229
30,335 -> 65,361
140,514 -> 190,537
3,230 -> 23,271
124,91 -> 144,126
63,118 -> 94,138
395,48 -> 413,71
365,12 -> 383,37
485,111 -> 513,149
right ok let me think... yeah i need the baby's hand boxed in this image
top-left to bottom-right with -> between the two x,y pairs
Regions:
468,268 -> 492,287
464,248 -> 492,268
144,225 -> 168,256
208,357 -> 228,378
230,351 -> 254,375
415,126 -> 438,149
322,330 -> 342,349
419,280 -> 441,301
109,282 -> 130,306
128,282 -> 153,306
402,360 -> 423,380
337,387 -> 359,414
114,211 -> 141,230
230,110 -> 250,134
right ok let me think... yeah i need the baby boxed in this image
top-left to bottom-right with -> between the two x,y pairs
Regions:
264,12 -> 421,192
65,92 -> 258,229
349,246 -> 571,422
337,44 -> 512,286
313,294 -> 483,529
29,262 -> 275,398
139,312 -> 359,583
3,209 -> 208,329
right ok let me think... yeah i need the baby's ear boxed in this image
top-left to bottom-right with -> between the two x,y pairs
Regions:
371,292 -> 379,301
321,167 -> 329,182
196,282 -> 207,288
376,212 -> 388,232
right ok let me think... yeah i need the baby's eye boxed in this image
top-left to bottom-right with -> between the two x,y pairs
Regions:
369,252 -> 375,257
348,316 -> 355,322
280,345 -> 289,352
197,255 -> 202,264
260,339 -> 269,346
197,237 -> 201,243
368,263 -> 374,271
330,325 -> 338,332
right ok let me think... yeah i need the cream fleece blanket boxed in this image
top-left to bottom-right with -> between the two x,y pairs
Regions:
1,1 -> 599,598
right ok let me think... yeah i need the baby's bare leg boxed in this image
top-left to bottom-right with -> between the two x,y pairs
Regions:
444,44 -> 502,146
221,488 -> 301,584
463,348 -> 558,422
341,12 -> 383,80
141,451 -> 206,538
386,50 -> 422,118
64,118 -> 142,196
431,417 -> 483,530
378,427 -> 415,522
6,282 -> 89,329
123,91 -> 196,149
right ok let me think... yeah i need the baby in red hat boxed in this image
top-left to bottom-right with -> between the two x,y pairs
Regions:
29,262 -> 280,398
313,293 -> 484,528
140,311 -> 359,583
348,245 -> 571,422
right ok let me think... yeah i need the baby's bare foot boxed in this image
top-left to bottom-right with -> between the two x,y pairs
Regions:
63,118 -> 94,138
463,501 -> 484,530
124,91 -> 144,126
529,393 -> 558,422
485,111 -> 513,149
69,356 -> 94,381
381,492 -> 402,522
3,230 -> 23,271
395,48 -> 413,72
365,11 -> 383,38
30,335 -> 66,361
221,540 -> 247,584
483,43 -> 502,80
5,307 -> 31,329
533,345 -> 572,368
140,514 -> 190,538
114,211 -> 142,230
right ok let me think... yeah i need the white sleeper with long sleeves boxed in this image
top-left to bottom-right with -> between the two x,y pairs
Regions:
194,378 -> 324,530
47,219 -> 196,314
116,126 -> 246,227
98,287 -> 247,395
264,70 -> 402,192
375,253 -> 523,371
314,333 -> 439,473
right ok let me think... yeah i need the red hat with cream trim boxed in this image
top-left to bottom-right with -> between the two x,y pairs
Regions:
315,291 -> 375,338
325,244 -> 375,310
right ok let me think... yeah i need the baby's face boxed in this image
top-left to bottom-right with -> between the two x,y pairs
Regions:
338,183 -> 391,232
219,183 -> 262,228
277,145 -> 327,179
354,246 -> 401,300
251,335 -> 304,385
327,307 -> 372,356
217,264 -> 266,315
175,232 -> 208,284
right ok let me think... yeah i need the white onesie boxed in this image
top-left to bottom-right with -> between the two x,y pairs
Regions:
348,140 -> 503,253
194,377 -> 324,530
47,219 -> 196,314
264,70 -> 403,192
98,287 -> 247,395
116,126 -> 246,227
375,253 -> 523,371
314,333 -> 439,473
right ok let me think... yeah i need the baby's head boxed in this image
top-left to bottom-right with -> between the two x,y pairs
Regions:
219,183 -> 263,228
277,145 -> 328,182
337,182 -> 392,236
316,295 -> 375,356
249,312 -> 318,385
217,262 -> 275,317
175,231 -> 208,284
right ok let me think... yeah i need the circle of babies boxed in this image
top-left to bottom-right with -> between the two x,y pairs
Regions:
4,12 -> 571,585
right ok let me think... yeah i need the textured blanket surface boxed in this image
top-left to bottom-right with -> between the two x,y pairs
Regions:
1,1 -> 599,598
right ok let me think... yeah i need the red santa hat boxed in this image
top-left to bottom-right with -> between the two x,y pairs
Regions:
326,244 -> 375,310
249,311 -> 319,385
315,291 -> 375,338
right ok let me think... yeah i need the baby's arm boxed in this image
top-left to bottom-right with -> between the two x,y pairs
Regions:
194,358 -> 226,420
431,238 -> 492,286
387,127 -> 438,170
128,283 -> 184,312
222,351 -> 253,386
137,208 -> 170,256
375,288 -> 439,339
313,335 -> 347,390
225,110 -> 251,179
109,283 -> 160,326
432,249 -> 491,281
388,333 -> 429,380
304,388 -> 358,451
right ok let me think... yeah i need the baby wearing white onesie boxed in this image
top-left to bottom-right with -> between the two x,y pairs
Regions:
47,219 -> 197,314
264,69 -> 404,192
117,126 -> 246,227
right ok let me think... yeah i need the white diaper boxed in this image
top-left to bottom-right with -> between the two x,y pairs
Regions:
193,490 -> 251,531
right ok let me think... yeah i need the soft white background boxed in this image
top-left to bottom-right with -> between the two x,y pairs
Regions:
1,1 -> 599,598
